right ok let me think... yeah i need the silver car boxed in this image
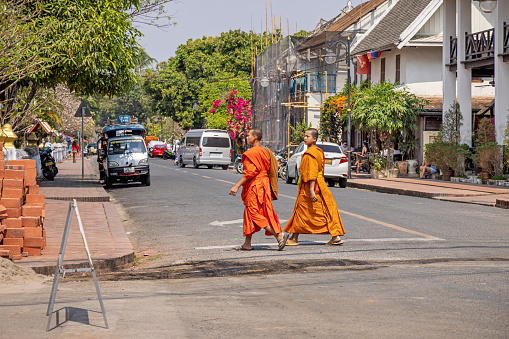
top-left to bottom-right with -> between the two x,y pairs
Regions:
285,141 -> 348,188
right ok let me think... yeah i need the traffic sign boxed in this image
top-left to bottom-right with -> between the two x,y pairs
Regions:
74,101 -> 92,117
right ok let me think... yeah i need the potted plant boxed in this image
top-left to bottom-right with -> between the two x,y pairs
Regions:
424,103 -> 469,181
473,118 -> 503,184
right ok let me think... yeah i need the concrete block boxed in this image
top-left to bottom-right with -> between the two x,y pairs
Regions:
3,237 -> 23,247
27,185 -> 39,194
23,226 -> 42,238
6,208 -> 21,218
0,245 -> 21,255
24,247 -> 41,256
22,205 -> 43,217
25,194 -> 45,204
0,249 -> 12,259
7,159 -> 36,169
5,228 -> 24,238
2,187 -> 25,199
23,237 -> 43,248
0,198 -> 23,208
4,170 -> 24,180
3,179 -> 24,188
21,216 -> 40,227
2,218 -> 22,228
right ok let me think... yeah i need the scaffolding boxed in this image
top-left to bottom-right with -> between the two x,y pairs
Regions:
252,30 -> 361,152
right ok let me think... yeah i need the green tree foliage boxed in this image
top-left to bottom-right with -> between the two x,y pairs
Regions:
290,120 -> 312,144
143,29 -> 265,129
199,72 -> 252,129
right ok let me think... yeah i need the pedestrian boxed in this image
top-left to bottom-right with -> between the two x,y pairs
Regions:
284,128 -> 345,246
229,129 -> 290,251
68,143 -> 72,159
71,140 -> 79,163
340,141 -> 348,153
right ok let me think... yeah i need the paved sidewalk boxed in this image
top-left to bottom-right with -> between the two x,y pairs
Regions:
348,176 -> 509,207
16,156 -> 134,275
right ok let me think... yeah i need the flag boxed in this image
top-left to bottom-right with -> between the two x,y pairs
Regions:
356,55 -> 369,74
367,51 -> 382,59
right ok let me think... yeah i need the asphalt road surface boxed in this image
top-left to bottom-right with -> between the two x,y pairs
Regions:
1,158 -> 507,337
107,158 -> 509,267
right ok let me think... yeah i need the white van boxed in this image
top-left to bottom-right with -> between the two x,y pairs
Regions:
178,129 -> 231,169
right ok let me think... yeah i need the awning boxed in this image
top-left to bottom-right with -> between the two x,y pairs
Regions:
27,120 -> 56,135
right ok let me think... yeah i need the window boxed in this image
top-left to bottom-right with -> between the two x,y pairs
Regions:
202,137 -> 230,148
108,139 -> 146,155
309,73 -> 336,92
424,117 -> 442,131
380,58 -> 386,82
316,144 -> 341,153
395,55 -> 401,84
186,137 -> 200,146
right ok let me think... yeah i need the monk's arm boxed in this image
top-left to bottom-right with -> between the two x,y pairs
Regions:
229,177 -> 248,196
309,180 -> 317,202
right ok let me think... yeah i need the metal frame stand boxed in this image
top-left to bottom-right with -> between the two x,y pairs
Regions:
46,199 -> 108,331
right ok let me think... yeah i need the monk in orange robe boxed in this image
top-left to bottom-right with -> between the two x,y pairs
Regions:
229,129 -> 290,251
284,128 -> 345,245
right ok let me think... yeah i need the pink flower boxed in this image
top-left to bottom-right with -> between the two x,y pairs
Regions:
209,109 -> 216,114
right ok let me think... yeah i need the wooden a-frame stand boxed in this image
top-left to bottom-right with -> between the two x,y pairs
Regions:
46,199 -> 108,331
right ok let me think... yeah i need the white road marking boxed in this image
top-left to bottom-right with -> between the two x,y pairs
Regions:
195,237 -> 445,250
202,176 -> 211,179
215,179 -> 235,184
279,193 -> 295,199
209,219 -> 288,227
191,173 -> 199,176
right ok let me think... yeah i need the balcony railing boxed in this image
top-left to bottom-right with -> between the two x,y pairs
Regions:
449,36 -> 457,64
465,28 -> 494,62
504,22 -> 508,55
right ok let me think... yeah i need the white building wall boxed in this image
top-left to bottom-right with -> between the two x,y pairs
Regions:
417,3 -> 443,35
307,93 -> 322,129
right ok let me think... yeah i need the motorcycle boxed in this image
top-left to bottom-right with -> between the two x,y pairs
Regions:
234,155 -> 243,174
40,148 -> 58,180
162,149 -> 175,160
278,159 -> 287,179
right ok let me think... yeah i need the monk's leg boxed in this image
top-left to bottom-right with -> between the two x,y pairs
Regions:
287,233 -> 299,244
263,225 -> 283,242
240,235 -> 253,250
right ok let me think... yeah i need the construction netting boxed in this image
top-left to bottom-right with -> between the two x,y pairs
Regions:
252,30 -> 360,151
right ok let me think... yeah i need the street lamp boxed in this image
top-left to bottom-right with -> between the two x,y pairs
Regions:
476,0 -> 497,13
260,75 -> 270,88
325,36 -> 352,179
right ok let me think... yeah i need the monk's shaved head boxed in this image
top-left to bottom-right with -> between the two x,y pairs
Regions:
307,128 -> 318,139
251,129 -> 262,141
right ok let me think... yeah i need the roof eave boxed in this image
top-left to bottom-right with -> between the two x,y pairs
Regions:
397,0 -> 443,49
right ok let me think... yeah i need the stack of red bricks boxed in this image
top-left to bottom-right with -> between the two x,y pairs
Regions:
0,150 -> 46,260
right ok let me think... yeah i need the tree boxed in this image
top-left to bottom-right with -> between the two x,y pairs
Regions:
143,29 -> 265,128
320,94 -> 346,143
290,120 -> 312,144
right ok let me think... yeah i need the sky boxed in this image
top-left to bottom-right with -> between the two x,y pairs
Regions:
136,0 -> 364,64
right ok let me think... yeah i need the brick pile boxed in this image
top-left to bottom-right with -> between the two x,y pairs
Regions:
0,150 -> 46,260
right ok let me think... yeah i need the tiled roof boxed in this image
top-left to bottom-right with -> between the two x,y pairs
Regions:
352,0 -> 432,55
420,97 -> 495,111
325,0 -> 388,32
409,34 -> 443,44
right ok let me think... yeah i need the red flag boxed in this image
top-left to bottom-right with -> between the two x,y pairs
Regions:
357,55 -> 369,74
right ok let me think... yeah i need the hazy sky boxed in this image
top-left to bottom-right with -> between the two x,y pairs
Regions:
136,0 -> 364,64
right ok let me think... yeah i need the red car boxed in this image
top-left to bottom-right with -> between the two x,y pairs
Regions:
150,144 -> 167,157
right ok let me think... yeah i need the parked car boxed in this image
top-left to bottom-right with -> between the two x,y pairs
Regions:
150,144 -> 167,157
285,141 -> 348,188
87,143 -> 97,155
147,140 -> 165,154
178,129 -> 231,169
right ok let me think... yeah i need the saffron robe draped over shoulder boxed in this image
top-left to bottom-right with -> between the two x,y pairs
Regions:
284,146 -> 345,236
241,146 -> 282,237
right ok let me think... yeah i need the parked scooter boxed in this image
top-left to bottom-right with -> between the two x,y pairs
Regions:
40,148 -> 58,180
162,149 -> 175,160
234,155 -> 243,174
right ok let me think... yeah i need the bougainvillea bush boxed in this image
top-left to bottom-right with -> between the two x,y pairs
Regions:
208,89 -> 252,140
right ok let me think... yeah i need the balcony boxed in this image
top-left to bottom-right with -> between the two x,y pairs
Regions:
448,23 -> 509,72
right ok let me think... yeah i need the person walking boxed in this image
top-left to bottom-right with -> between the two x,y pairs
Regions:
284,128 -> 345,246
71,140 -> 79,163
229,129 -> 290,251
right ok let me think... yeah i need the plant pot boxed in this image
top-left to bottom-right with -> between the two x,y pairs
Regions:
371,169 -> 382,179
406,159 -> 418,178
442,168 -> 454,181
480,172 -> 489,185
396,161 -> 408,174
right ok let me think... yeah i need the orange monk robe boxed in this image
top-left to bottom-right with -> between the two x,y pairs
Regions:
241,146 -> 282,237
284,146 -> 345,236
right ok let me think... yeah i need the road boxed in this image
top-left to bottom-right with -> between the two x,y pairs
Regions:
2,157 -> 508,337
107,158 -> 509,267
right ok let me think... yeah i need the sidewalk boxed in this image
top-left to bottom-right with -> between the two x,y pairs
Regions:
16,157 -> 134,275
348,175 -> 509,208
